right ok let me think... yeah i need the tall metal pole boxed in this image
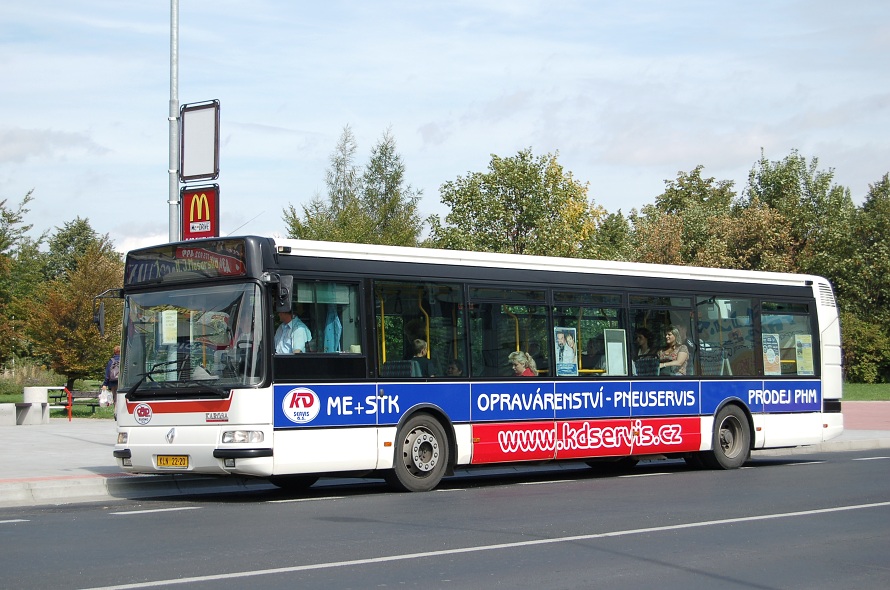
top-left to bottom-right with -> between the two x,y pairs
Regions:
168,0 -> 180,243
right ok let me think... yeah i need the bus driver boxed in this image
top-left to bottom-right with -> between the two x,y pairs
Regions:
274,307 -> 311,354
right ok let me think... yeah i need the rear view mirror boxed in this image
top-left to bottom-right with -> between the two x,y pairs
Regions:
94,300 -> 106,337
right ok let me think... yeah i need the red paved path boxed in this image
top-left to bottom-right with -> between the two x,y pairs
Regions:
843,401 -> 890,430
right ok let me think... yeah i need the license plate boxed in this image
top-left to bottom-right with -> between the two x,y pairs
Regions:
157,455 -> 189,468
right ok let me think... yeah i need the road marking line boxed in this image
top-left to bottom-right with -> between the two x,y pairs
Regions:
110,507 -> 202,516
853,456 -> 890,461
268,496 -> 343,503
518,479 -> 573,485
0,519 -> 29,524
620,472 -> 672,478
80,500 -> 890,590
787,461 -> 826,466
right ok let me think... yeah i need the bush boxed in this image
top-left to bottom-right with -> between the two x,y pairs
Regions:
0,357 -> 66,399
841,311 -> 890,383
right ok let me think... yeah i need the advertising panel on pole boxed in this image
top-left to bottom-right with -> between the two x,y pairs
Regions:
179,100 -> 220,182
181,185 -> 220,240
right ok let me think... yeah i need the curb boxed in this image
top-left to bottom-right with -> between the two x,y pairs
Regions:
3,437 -> 889,509
0,474 -> 276,508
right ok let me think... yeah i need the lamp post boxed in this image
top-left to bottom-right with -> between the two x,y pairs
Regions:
168,0 -> 180,243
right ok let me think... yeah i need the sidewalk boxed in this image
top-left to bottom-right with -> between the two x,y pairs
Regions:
2,402 -> 889,508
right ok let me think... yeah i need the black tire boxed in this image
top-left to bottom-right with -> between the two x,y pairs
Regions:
385,413 -> 449,492
268,475 -> 319,490
701,405 -> 750,469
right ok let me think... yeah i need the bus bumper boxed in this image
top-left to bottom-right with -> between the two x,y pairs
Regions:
114,425 -> 275,477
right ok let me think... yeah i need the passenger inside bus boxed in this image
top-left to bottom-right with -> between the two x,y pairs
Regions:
445,358 -> 465,377
658,325 -> 689,375
509,350 -> 538,376
411,339 -> 435,377
582,337 -> 606,371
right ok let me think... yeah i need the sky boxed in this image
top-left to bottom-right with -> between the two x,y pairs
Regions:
2,1 -> 888,253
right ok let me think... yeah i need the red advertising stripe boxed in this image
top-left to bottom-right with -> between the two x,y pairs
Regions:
471,417 -> 701,465
473,421 -> 557,464
125,397 -> 233,415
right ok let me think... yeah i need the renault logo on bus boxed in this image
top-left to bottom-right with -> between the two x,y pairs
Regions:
282,387 -> 320,424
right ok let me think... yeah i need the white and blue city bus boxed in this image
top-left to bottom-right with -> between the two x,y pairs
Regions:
106,236 -> 843,492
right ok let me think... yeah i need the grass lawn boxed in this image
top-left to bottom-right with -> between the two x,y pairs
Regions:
843,383 -> 890,401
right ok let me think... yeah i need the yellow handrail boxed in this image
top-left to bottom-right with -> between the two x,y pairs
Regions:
417,290 -> 430,358
503,306 -> 520,351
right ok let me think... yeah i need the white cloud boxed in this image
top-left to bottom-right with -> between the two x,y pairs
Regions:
0,0 -> 887,249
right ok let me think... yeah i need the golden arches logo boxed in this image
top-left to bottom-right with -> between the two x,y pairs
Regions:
189,193 -> 210,222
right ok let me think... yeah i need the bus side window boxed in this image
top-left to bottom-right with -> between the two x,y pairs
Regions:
761,302 -> 815,376
290,281 -> 361,354
375,281 -> 467,378
696,297 -> 753,376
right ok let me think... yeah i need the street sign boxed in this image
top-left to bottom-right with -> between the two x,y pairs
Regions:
181,185 -> 220,240
179,100 -> 220,182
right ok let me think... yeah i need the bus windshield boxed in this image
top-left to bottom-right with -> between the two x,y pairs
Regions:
121,283 -> 263,396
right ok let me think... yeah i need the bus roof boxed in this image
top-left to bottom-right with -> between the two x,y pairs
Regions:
270,237 -> 828,290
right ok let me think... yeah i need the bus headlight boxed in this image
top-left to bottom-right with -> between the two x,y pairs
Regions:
222,430 -> 264,444
117,432 -> 128,445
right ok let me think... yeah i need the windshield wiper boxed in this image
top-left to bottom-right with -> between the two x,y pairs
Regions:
128,359 -> 183,396
128,359 -> 230,398
177,380 -> 230,398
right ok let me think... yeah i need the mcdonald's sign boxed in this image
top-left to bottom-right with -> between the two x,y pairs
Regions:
181,185 -> 219,240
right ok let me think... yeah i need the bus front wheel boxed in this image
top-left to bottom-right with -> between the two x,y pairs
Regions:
702,405 -> 750,470
386,413 -> 449,492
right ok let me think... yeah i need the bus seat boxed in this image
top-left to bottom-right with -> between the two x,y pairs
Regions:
700,348 -> 729,376
633,356 -> 659,376
381,360 -> 422,378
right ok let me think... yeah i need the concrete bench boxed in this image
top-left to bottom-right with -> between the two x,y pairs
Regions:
0,387 -> 51,425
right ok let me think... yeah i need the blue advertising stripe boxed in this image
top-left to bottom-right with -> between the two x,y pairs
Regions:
701,380 -> 822,414
274,382 -> 472,429
273,378 -> 824,430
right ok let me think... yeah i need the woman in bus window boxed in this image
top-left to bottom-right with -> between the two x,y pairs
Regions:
509,351 -> 538,377
658,326 -> 689,375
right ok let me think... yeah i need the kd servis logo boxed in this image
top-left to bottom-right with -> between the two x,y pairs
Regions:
281,387 -> 321,424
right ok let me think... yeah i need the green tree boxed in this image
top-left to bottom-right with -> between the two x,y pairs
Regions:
840,310 -> 890,383
44,217 -> 118,281
283,126 -> 366,242
590,211 -> 635,261
717,197 -> 796,272
839,174 -> 890,319
284,126 -> 423,245
360,129 -> 423,246
428,149 -> 603,257
0,191 -> 42,366
26,243 -> 123,390
743,149 -> 855,276
629,166 -> 736,267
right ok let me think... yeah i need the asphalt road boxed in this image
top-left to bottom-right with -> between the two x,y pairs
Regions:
2,449 -> 889,590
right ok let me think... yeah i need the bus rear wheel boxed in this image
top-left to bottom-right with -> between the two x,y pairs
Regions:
386,413 -> 449,492
702,405 -> 750,470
